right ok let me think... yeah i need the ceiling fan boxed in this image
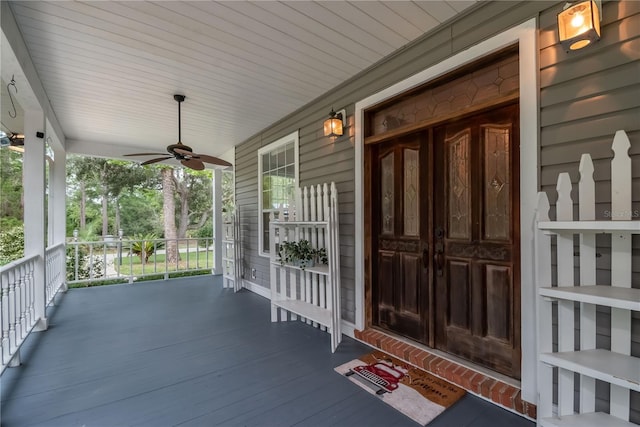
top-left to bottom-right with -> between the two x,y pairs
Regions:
124,95 -> 231,171
0,121 -> 25,153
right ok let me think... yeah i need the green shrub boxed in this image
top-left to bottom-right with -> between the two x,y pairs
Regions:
66,244 -> 104,281
0,225 -> 24,265
131,234 -> 164,263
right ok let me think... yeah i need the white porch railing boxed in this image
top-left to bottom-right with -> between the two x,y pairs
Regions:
0,254 -> 39,374
1,236 -> 218,373
67,237 -> 216,285
45,243 -> 66,305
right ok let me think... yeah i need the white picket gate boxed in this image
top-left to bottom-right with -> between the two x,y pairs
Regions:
535,130 -> 640,426
269,182 -> 342,352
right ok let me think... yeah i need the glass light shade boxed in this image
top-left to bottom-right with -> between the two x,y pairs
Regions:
323,113 -> 344,137
558,1 -> 600,51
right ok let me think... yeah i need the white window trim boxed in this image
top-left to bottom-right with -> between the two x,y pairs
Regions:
257,130 -> 299,258
354,18 -> 538,401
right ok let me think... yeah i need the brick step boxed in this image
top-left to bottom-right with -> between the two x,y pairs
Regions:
354,328 -> 536,420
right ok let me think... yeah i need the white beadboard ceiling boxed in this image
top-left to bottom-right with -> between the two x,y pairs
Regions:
4,1 -> 476,161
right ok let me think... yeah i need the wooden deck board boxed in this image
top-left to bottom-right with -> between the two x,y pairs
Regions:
1,276 -> 534,426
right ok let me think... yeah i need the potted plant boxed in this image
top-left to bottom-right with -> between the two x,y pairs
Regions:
278,239 -> 327,270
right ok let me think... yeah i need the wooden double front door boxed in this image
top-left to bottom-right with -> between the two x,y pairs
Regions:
370,104 -> 521,378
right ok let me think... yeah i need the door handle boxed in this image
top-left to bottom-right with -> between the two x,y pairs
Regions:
434,241 -> 444,276
434,251 -> 444,275
423,248 -> 429,269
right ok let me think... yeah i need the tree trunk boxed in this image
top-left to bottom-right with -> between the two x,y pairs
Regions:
162,168 -> 180,263
101,185 -> 108,237
115,197 -> 120,236
178,182 -> 189,239
80,181 -> 86,229
101,165 -> 109,237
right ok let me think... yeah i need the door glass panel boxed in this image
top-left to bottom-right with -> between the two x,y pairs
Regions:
381,152 -> 394,234
403,149 -> 419,236
447,130 -> 471,240
483,125 -> 511,240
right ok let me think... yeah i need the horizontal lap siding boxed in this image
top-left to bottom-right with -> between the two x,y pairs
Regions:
236,0 -> 639,341
235,1 -> 557,327
540,1 -> 640,422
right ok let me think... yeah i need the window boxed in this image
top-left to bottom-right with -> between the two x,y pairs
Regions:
258,131 -> 299,256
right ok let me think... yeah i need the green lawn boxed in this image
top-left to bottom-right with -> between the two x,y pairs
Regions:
116,251 -> 214,276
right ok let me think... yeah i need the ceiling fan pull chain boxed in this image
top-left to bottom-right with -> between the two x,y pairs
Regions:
7,75 -> 18,119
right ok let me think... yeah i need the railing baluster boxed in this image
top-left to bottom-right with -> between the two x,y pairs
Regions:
8,268 -> 17,356
18,264 -> 26,340
25,259 -> 32,329
1,269 -> 10,365
29,260 -> 35,325
74,242 -> 79,282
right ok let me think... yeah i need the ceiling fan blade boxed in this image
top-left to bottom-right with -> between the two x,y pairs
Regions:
181,158 -> 205,170
141,157 -> 171,166
192,153 -> 232,167
124,152 -> 168,156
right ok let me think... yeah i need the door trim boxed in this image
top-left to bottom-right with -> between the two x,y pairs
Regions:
354,18 -> 539,402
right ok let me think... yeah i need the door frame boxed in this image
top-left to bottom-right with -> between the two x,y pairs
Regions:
354,18 -> 539,402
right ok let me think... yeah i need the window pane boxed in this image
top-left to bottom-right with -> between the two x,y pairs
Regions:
277,147 -> 286,167
259,134 -> 298,255
286,144 -> 294,165
285,164 -> 295,179
263,190 -> 271,209
263,213 -> 272,252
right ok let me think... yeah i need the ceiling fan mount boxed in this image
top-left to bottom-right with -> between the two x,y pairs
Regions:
124,94 -> 231,170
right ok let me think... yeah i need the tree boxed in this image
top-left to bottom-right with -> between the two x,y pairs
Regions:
161,167 -> 180,263
0,149 -> 23,225
174,169 -> 212,238
0,149 -> 24,265
67,156 -> 157,238
119,189 -> 162,236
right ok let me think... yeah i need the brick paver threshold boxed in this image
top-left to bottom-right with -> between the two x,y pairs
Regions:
355,328 -> 536,420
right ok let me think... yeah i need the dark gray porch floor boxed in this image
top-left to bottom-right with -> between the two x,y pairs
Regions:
1,276 -> 533,427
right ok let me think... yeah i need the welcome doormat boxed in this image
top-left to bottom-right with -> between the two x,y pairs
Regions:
334,350 -> 465,425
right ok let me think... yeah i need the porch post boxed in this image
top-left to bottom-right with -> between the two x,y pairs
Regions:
49,145 -> 67,244
23,109 -> 48,331
49,144 -> 67,290
212,169 -> 223,275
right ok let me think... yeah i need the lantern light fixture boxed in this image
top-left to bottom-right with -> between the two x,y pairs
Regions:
323,108 -> 346,138
557,0 -> 601,52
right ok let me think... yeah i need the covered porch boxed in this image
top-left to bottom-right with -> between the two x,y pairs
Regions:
0,275 -> 531,426
2,1 -> 638,426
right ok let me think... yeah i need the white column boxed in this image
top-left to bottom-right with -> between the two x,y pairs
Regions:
212,169 -> 223,275
50,145 -> 67,291
49,146 -> 67,245
23,109 -> 47,331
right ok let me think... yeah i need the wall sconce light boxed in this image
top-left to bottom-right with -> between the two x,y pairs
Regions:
323,108 -> 346,138
558,0 -> 601,51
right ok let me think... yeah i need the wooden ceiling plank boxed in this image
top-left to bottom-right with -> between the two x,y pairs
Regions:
349,1 -> 422,42
289,1 -> 402,53
185,1 -> 359,80
386,1 -> 441,32
414,1 -> 458,22
13,4 -> 326,97
118,1 -> 342,86
252,1 -> 384,62
15,19 -> 320,110
223,1 -> 375,70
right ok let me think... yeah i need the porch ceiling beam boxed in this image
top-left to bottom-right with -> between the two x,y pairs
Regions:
1,1 -> 65,151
